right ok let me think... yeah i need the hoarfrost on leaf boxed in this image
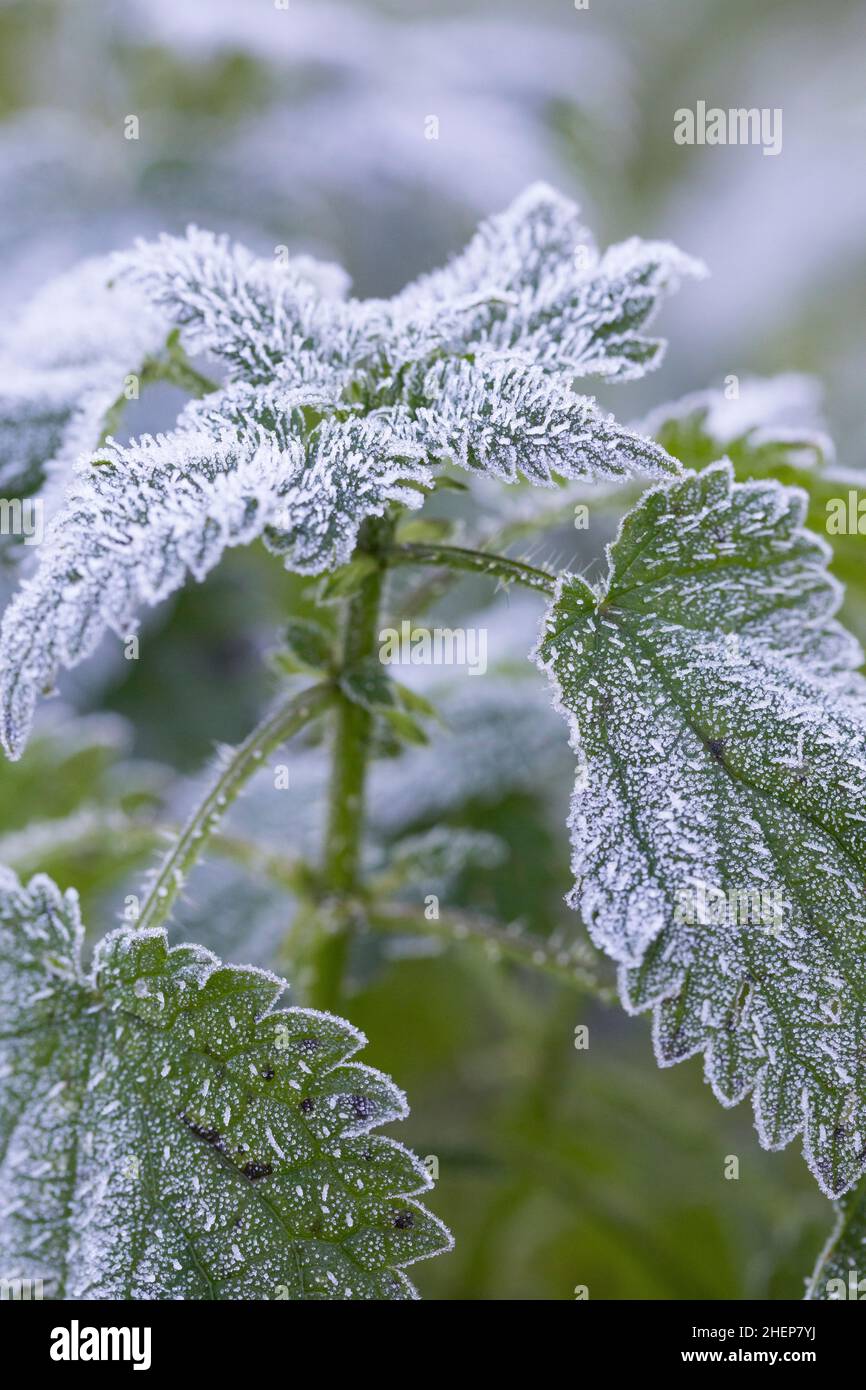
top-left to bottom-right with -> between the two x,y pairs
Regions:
0,184 -> 697,759
534,461 -> 866,1197
0,869 -> 450,1299
0,419 -> 431,760
395,183 -> 706,381
0,257 -> 167,504
413,354 -> 678,485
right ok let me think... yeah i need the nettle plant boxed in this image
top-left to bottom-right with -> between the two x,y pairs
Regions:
1,184 -> 865,1300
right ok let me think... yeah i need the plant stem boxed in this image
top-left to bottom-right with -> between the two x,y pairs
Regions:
387,541 -> 556,595
371,902 -> 612,1001
314,517 -> 390,1010
136,683 -> 333,935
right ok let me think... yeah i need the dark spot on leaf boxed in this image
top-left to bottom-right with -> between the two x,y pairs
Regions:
393,1210 -> 415,1230
706,738 -> 726,764
178,1111 -> 224,1151
294,1035 -> 323,1055
299,1097 -> 314,1114
262,1069 -> 275,1080
350,1094 -> 374,1120
242,1161 -> 274,1182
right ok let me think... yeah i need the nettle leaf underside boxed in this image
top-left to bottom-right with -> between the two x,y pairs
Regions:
0,871 -> 450,1299
535,461 -> 866,1198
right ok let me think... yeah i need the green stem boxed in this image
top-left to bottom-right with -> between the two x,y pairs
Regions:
136,683 -> 333,934
387,541 -> 556,595
97,344 -> 219,447
371,902 -> 612,1000
207,832 -> 308,896
162,352 -> 220,400
313,518 -> 391,1010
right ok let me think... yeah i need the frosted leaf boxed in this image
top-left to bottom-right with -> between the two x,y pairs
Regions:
0,416 -> 431,758
0,187 -> 700,759
397,182 -> 596,310
805,1178 -> 866,1299
0,870 -> 450,1299
0,367 -> 104,499
114,228 -> 356,388
523,236 -> 708,382
535,461 -> 866,1197
0,258 -> 167,502
179,378 -> 346,448
0,433 -> 300,760
412,355 -> 678,485
262,415 -> 432,573
119,189 -> 702,393
396,184 -> 706,380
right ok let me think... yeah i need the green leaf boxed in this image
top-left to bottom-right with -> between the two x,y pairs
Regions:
0,871 -> 451,1299
395,517 -> 456,544
319,554 -> 380,601
380,707 -> 430,746
279,617 -> 334,674
647,387 -> 831,478
806,1177 -> 866,1299
535,460 -> 866,1197
430,475 -> 469,494
339,657 -> 394,711
646,379 -> 866,657
393,682 -> 439,720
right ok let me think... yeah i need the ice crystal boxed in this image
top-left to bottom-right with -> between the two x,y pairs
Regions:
0,870 -> 450,1299
0,184 -> 697,759
535,461 -> 866,1197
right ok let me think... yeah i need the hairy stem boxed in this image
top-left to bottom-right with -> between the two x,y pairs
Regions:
136,683 -> 333,934
313,518 -> 391,1010
387,541 -> 556,595
371,902 -> 612,1000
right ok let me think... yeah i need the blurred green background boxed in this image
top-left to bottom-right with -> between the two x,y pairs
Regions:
1,0 -> 864,1299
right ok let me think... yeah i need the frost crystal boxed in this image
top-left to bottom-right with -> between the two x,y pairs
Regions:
0,870 -> 450,1299
0,183 -> 698,759
535,461 -> 866,1197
